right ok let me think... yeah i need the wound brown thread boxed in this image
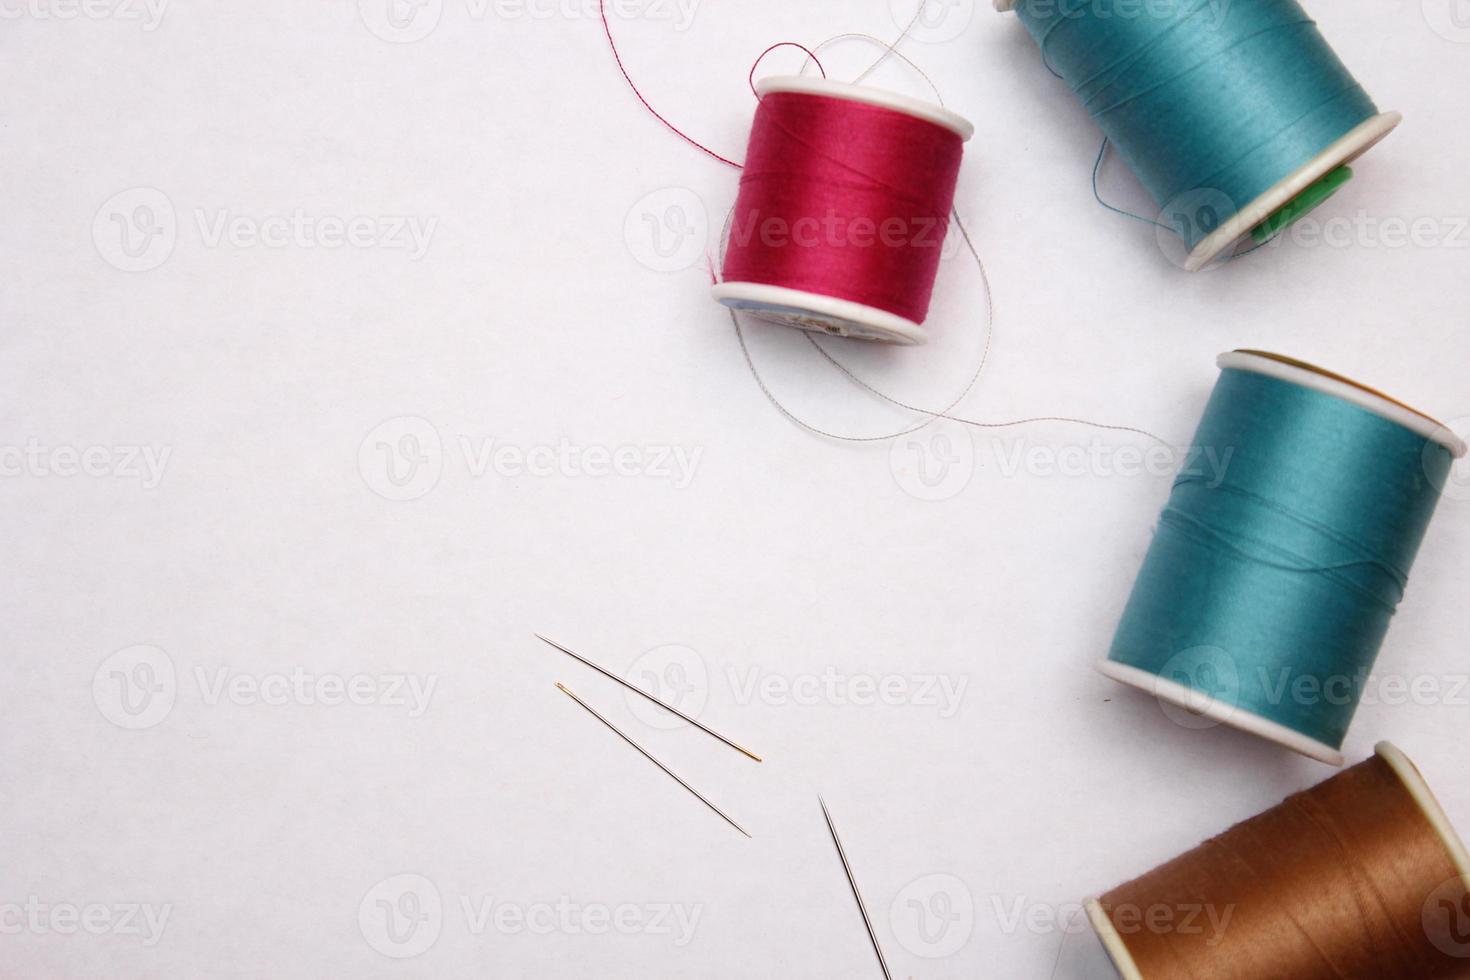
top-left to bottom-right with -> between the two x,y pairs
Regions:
1092,744 -> 1470,979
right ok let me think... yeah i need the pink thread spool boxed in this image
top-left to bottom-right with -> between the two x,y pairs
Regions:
712,77 -> 974,345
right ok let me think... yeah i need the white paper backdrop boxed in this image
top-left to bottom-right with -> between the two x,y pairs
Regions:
3,1 -> 1469,977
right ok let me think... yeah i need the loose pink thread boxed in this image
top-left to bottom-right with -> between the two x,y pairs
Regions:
597,1 -> 825,170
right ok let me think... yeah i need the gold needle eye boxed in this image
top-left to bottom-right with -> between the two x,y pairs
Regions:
536,634 -> 762,763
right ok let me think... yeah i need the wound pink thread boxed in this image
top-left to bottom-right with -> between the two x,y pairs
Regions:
721,90 -> 964,326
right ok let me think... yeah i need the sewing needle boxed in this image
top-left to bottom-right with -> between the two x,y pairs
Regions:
556,682 -> 751,839
820,795 -> 894,980
536,633 -> 762,762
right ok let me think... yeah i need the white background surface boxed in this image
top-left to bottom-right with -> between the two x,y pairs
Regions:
3,1 -> 1470,977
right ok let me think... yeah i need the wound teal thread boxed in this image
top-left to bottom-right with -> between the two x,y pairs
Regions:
1014,0 -> 1383,251
1107,361 -> 1456,753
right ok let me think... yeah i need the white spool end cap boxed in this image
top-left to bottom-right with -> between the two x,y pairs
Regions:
1084,897 -> 1145,980
1186,112 -> 1402,271
1094,659 -> 1346,766
1376,742 -> 1470,883
754,76 -> 974,141
712,282 -> 928,345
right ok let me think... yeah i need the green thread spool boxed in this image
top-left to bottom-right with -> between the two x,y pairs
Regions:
1099,352 -> 1466,765
995,0 -> 1402,270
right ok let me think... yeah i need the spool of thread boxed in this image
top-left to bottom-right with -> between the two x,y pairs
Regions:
1086,743 -> 1470,979
712,77 -> 974,345
995,0 -> 1401,270
1101,351 -> 1466,765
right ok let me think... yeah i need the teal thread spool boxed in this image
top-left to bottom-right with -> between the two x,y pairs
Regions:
1100,352 -> 1466,765
995,0 -> 1401,270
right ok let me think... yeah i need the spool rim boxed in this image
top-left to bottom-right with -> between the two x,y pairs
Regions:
1186,112 -> 1402,271
1376,742 -> 1470,884
1084,897 -> 1145,980
754,75 -> 975,142
1219,350 -> 1467,457
711,282 -> 928,345
1096,659 -> 1346,766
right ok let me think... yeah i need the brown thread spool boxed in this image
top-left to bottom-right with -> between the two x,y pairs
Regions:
1086,743 -> 1470,979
